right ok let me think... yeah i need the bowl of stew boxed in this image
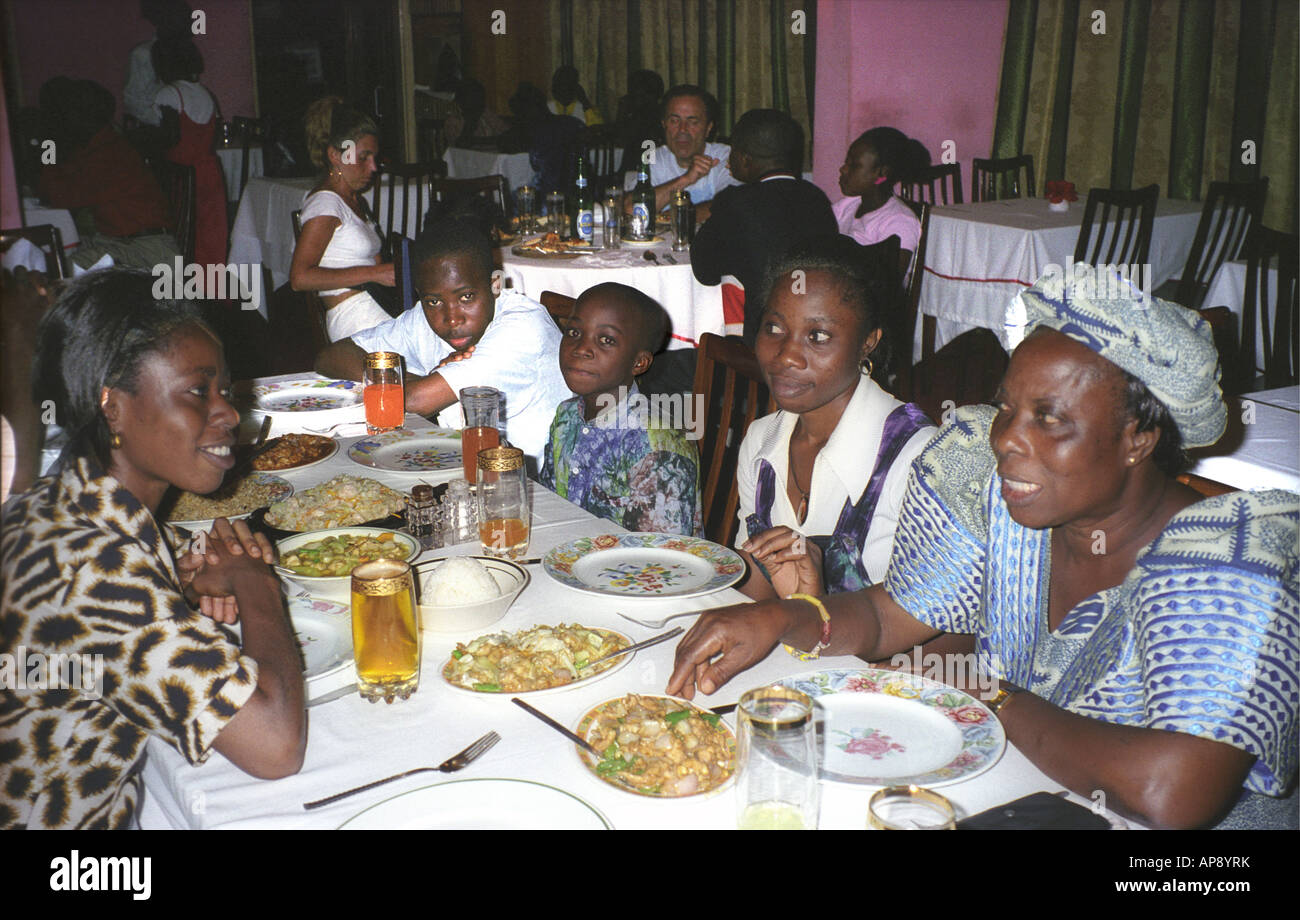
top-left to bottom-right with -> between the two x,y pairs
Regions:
275,527 -> 420,601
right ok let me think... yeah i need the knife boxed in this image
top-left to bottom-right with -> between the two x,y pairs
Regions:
306,683 -> 358,708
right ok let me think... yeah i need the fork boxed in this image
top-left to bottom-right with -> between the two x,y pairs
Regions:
615,609 -> 700,630
302,731 -> 501,810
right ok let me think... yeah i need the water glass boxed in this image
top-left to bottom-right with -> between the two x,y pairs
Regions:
602,192 -> 622,250
351,560 -> 420,703
868,785 -> 957,830
476,446 -> 530,560
736,685 -> 819,829
515,185 -> 536,232
546,191 -> 567,236
363,351 -> 404,434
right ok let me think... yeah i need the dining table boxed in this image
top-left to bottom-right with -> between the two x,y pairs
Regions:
215,145 -> 265,205
501,230 -> 725,351
441,146 -> 534,191
916,196 -> 1203,361
135,372 -> 1133,830
1189,385 -> 1300,493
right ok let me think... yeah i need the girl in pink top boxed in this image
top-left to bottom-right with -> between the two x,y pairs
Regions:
833,127 -> 928,283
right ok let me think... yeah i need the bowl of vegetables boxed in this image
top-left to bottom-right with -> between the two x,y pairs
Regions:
274,527 -> 420,601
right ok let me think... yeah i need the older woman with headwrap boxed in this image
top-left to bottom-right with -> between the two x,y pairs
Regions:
667,271 -> 1298,829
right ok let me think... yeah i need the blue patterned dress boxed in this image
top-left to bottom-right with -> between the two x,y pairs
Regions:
884,406 -> 1299,798
539,386 -> 703,537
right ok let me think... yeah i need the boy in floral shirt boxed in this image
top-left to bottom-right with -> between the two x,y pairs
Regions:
539,283 -> 702,536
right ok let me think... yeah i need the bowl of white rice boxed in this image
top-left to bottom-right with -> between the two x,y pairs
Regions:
417,556 -> 528,633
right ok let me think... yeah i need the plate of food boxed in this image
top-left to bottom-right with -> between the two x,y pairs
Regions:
250,433 -> 338,472
543,533 -> 745,599
337,778 -> 612,829
778,668 -> 1006,787
441,623 -> 631,695
251,378 -> 363,413
226,595 -> 353,681
347,428 -> 462,472
259,474 -> 407,533
575,693 -> 736,798
164,473 -> 294,530
510,233 -> 595,259
275,527 -> 420,601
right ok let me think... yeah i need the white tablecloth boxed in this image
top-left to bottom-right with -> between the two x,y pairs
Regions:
1202,258 -> 1281,375
216,146 -> 265,203
442,147 -> 534,191
136,375 -> 1081,830
1190,386 -> 1300,493
20,198 -> 80,250
502,236 -> 724,351
917,197 -> 1203,360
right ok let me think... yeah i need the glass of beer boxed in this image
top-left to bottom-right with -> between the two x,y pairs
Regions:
476,446 -> 530,559
459,386 -> 502,483
736,685 -> 819,829
363,351 -> 404,434
350,559 -> 420,703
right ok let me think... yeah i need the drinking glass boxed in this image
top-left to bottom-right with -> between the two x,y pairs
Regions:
350,560 -> 420,703
868,785 -> 957,830
459,386 -> 501,483
476,446 -> 530,560
546,191 -> 567,236
363,351 -> 404,433
515,185 -> 536,232
736,685 -> 819,829
602,192 -> 621,250
672,190 -> 695,252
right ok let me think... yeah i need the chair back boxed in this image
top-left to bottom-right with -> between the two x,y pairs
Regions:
1073,183 -> 1158,290
691,332 -> 776,547
971,155 -> 1034,202
1176,472 -> 1237,497
229,116 -> 267,203
1173,179 -> 1269,309
393,234 -> 416,314
155,160 -> 197,263
1239,226 -> 1299,390
287,209 -> 330,348
540,290 -> 576,329
428,174 -> 512,224
902,163 -> 963,206
894,199 -> 933,397
0,224 -> 67,278
368,163 -> 439,251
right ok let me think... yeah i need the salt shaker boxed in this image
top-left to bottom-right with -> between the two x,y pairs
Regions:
406,484 -> 443,551
442,478 -> 479,545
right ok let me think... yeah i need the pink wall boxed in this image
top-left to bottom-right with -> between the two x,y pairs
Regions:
7,0 -> 255,119
813,0 -> 1009,202
1,69 -> 20,227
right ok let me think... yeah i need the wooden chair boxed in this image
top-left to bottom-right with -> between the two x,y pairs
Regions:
1176,472 -> 1237,497
582,125 -> 622,193
971,155 -> 1034,202
691,332 -> 776,547
288,208 -> 329,353
0,224 -> 67,278
1196,306 -> 1241,395
229,116 -> 267,203
1238,226 -> 1299,391
1073,183 -> 1159,292
540,290 -> 576,329
369,163 -> 439,251
428,174 -> 511,224
902,163 -> 963,206
154,160 -> 197,263
1166,179 -> 1269,310
894,199 -> 935,400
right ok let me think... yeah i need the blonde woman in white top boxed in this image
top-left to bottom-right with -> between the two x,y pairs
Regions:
290,98 -> 396,342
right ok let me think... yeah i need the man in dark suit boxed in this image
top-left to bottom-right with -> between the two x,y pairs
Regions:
690,109 -> 838,346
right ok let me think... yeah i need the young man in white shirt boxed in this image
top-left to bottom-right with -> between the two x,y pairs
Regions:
315,221 -> 571,466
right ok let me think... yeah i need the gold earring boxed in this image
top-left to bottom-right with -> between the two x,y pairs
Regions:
861,355 -> 874,376
109,431 -> 123,449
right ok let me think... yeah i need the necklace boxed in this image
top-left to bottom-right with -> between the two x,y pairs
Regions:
789,452 -> 811,525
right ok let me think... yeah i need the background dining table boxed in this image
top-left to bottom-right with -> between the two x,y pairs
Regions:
1189,385 -> 1300,493
441,146 -> 534,191
136,373 -> 1129,831
916,197 -> 1203,360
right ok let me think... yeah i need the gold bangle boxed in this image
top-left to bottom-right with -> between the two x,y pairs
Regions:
783,593 -> 831,662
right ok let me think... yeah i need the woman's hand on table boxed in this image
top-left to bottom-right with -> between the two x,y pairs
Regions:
177,518 -> 278,624
666,599 -> 793,699
742,525 -> 824,597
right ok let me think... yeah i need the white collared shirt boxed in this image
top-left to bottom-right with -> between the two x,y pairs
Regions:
735,375 -> 936,583
649,141 -> 741,203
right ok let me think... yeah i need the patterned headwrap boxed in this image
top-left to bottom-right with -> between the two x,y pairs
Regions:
1003,267 -> 1227,448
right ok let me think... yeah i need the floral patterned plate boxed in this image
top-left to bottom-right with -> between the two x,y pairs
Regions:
228,596 -> 352,681
542,533 -> 745,599
346,428 -> 463,472
778,668 -> 1006,787
252,377 -> 363,413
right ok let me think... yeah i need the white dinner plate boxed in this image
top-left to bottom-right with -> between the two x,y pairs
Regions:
347,428 -> 463,472
542,533 -> 745,599
251,378 -> 363,413
337,778 -> 612,829
778,668 -> 1006,787
227,596 -> 353,681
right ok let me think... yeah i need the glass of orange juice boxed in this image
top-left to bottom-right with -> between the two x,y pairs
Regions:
363,351 -> 404,433
476,446 -> 530,559
459,386 -> 501,483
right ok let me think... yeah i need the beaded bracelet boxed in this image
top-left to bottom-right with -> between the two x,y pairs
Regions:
783,593 -> 831,661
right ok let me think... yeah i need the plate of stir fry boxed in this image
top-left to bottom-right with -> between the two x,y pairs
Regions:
575,693 -> 736,797
442,624 -> 632,695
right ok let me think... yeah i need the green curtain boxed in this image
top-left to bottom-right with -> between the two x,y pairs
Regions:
991,0 -> 1297,231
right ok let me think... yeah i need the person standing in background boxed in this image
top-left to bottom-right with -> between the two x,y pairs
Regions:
123,0 -> 191,137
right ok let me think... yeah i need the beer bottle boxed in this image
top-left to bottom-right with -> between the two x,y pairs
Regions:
572,154 -> 594,243
630,159 -> 654,240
